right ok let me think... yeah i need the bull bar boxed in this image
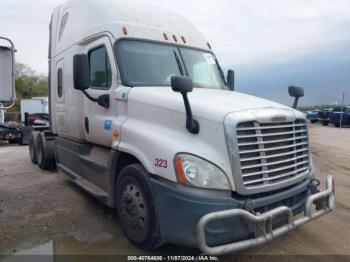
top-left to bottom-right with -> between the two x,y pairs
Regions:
196,175 -> 335,255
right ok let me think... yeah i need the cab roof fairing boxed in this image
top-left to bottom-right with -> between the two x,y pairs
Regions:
51,0 -> 210,57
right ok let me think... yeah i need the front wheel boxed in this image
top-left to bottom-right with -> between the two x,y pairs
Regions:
116,164 -> 160,251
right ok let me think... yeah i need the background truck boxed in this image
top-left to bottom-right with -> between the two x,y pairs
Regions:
6,0 -> 334,255
317,109 -> 332,126
16,97 -> 50,144
306,110 -> 319,124
0,37 -> 16,124
20,97 -> 49,122
0,122 -> 22,144
0,37 -> 19,143
0,37 -> 48,145
330,106 -> 350,127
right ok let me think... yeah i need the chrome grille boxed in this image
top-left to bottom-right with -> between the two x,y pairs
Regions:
236,120 -> 310,189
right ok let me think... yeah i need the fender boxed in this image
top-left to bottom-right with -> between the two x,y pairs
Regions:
117,105 -> 235,190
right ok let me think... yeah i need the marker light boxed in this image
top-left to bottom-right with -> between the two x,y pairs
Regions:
181,36 -> 187,44
172,34 -> 178,42
175,154 -> 230,191
207,42 -> 212,49
123,27 -> 128,35
163,33 -> 169,40
112,130 -> 120,138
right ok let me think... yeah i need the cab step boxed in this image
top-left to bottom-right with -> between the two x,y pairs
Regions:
57,163 -> 108,200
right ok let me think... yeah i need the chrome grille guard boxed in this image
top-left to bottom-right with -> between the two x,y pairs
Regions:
196,176 -> 335,255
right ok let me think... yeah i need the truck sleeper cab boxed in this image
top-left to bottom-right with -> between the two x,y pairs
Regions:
29,0 -> 335,255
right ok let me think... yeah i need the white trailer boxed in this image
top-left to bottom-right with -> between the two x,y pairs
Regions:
20,97 -> 49,122
0,37 -> 16,124
21,0 -> 335,254
0,37 -> 21,144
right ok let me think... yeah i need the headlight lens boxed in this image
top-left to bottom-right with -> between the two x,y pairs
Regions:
175,154 -> 230,190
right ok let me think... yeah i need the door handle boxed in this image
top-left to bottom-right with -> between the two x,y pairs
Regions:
85,117 -> 89,134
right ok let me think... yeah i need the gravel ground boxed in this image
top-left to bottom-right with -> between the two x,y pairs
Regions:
0,124 -> 349,257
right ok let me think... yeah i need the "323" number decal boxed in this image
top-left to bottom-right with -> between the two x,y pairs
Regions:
155,158 -> 168,169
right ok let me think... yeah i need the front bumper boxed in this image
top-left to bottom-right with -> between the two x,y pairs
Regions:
196,175 -> 335,255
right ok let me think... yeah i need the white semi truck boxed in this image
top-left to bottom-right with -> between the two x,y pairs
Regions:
24,0 -> 334,255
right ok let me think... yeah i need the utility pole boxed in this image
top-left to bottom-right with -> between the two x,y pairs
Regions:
340,92 -> 345,129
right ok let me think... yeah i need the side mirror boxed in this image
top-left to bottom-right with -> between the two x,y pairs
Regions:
227,69 -> 235,91
73,54 -> 110,109
289,86 -> 304,109
171,75 -> 193,93
171,76 -> 199,135
73,54 -> 90,90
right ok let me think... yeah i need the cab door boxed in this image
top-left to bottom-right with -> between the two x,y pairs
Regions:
82,37 -> 119,147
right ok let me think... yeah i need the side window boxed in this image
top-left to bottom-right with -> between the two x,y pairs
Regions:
58,13 -> 69,42
57,68 -> 63,97
89,46 -> 112,90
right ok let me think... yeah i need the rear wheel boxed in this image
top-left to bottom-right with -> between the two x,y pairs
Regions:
18,136 -> 24,145
29,134 -> 37,164
116,164 -> 160,251
36,135 -> 53,170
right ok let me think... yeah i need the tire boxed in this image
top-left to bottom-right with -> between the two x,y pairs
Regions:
116,164 -> 160,251
334,124 -> 340,128
18,136 -> 24,145
8,139 -> 18,144
29,134 -> 38,164
322,121 -> 329,126
310,120 -> 317,124
36,135 -> 53,170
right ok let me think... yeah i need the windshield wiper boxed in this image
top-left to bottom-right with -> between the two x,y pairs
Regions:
174,50 -> 184,76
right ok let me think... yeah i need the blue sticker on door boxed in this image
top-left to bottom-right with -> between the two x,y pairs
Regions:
104,120 -> 112,130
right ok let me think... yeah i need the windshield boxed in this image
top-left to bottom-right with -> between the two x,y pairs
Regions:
115,40 -> 227,89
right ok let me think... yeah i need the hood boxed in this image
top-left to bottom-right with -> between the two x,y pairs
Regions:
128,87 -> 294,123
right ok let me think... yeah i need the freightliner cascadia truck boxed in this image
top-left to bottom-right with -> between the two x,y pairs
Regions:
25,0 -> 335,255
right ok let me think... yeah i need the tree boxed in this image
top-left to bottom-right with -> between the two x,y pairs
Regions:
8,63 -> 48,112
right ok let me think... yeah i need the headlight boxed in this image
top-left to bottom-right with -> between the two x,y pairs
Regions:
174,154 -> 230,191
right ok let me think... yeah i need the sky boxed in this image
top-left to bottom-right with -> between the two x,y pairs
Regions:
1,0 -> 349,106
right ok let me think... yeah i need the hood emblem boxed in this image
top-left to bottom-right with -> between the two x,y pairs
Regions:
271,114 -> 287,122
